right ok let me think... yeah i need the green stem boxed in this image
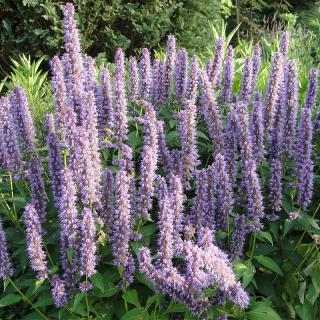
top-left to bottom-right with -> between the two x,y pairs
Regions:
8,277 -> 48,320
85,276 -> 90,319
250,232 -> 256,260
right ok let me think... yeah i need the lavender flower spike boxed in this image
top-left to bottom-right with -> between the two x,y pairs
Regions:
240,57 -> 253,101
140,48 -> 152,101
129,56 -> 140,102
9,87 -> 37,153
161,35 -> 176,102
58,168 -> 79,285
230,214 -> 246,261
157,121 -> 171,171
186,55 -> 199,104
279,31 -> 290,57
207,37 -> 224,88
80,208 -> 97,277
51,275 -> 68,308
269,158 -> 283,213
175,48 -> 189,104
111,168 -> 135,285
23,204 -> 48,280
0,96 -> 24,173
304,68 -> 318,110
114,48 -> 128,143
221,46 -> 234,103
46,114 -> 64,206
252,43 -> 262,88
0,221 -> 13,280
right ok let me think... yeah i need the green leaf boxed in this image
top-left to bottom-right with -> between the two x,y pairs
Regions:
122,289 -> 141,308
247,302 -> 281,320
146,294 -> 162,310
120,308 -> 150,320
72,293 -> 84,311
196,130 -> 210,141
140,224 -> 157,237
0,294 -> 21,307
134,272 -> 154,290
257,231 -> 273,245
163,300 -> 186,314
311,264 -> 320,294
94,287 -> 119,297
298,281 -> 306,304
66,248 -> 74,264
91,273 -> 104,292
254,255 -> 283,276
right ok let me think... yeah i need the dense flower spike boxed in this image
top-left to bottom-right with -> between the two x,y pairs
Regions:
296,107 -> 314,209
230,214 -> 246,261
207,37 -> 224,87
151,59 -> 161,103
99,170 -> 114,232
58,168 -> 79,284
283,60 -> 298,157
85,56 -> 97,93
279,31 -> 290,57
221,46 -> 234,103
237,103 -> 264,230
23,204 -> 48,280
212,153 -> 234,232
0,97 -> 24,173
28,157 -> 47,224
187,55 -> 199,103
240,57 -> 253,101
51,275 -> 68,307
304,68 -> 318,110
129,57 -> 139,102
177,100 -> 199,187
113,48 -> 128,143
140,48 -> 152,101
46,114 -> 64,205
138,102 -> 158,219
157,121 -> 171,171
161,35 -> 176,102
0,221 -> 13,280
200,71 -> 224,154
50,56 -> 68,135
99,68 -> 114,137
9,87 -> 37,153
63,3 -> 85,124
224,109 -> 238,186
264,52 -> 283,137
80,208 -> 97,277
175,48 -> 188,104
252,43 -> 262,88
112,168 -> 135,285
269,159 -> 283,213
250,93 -> 265,163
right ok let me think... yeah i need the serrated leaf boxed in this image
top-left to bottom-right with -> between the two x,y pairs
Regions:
0,294 -> 21,307
254,255 -> 283,276
257,231 -> 273,245
122,289 -> 141,308
72,293 -> 84,311
91,273 -> 104,292
140,224 -> 157,237
311,264 -> 320,294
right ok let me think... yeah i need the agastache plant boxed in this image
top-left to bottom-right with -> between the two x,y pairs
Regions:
0,221 -> 13,280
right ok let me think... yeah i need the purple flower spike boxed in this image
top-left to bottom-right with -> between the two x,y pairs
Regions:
224,110 -> 238,186
63,3 -> 85,123
269,159 -> 283,214
114,48 -> 128,143
230,214 -> 246,261
156,177 -> 174,270
151,60 -> 161,103
161,35 -> 176,102
296,107 -> 314,209
129,57 -> 139,102
0,97 -> 24,174
157,121 -> 171,171
58,168 -> 79,285
250,93 -> 265,163
264,52 -> 283,138
9,87 -> 37,153
46,114 -> 64,206
99,68 -> 114,138
283,60 -> 298,157
221,46 -> 234,103
207,37 -> 224,88
28,157 -> 47,224
99,170 -> 114,232
85,56 -> 97,93
112,168 -> 135,285
304,68 -> 318,110
140,48 -> 152,101
212,153 -> 234,232
252,43 -> 262,88
23,204 -> 48,280
50,56 -> 68,136
177,100 -> 199,188
187,55 -> 199,104
175,48 -> 189,104
0,221 -> 13,280
280,32 -> 290,57
240,57 -> 253,101
80,208 -> 97,277
51,275 -> 68,308
200,71 -> 224,154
